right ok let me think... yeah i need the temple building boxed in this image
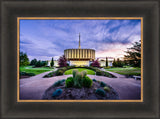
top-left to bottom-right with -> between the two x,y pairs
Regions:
48,33 -> 114,67
64,33 -> 95,66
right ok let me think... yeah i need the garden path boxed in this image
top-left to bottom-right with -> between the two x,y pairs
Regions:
20,70 -> 141,100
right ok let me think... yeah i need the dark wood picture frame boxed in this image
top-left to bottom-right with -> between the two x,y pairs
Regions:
0,0 -> 159,118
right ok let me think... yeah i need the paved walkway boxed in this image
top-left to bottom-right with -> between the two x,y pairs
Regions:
20,70 -> 141,100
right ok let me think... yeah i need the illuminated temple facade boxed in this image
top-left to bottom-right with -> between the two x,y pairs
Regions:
64,34 -> 95,66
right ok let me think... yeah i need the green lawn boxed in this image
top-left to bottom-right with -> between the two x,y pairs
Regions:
20,66 -> 54,75
64,68 -> 95,75
105,67 -> 141,76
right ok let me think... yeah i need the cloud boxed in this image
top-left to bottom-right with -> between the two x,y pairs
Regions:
20,19 -> 141,60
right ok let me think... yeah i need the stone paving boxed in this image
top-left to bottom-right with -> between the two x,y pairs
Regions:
20,70 -> 141,100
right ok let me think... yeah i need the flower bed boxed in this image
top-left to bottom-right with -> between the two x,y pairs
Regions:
42,69 -> 119,100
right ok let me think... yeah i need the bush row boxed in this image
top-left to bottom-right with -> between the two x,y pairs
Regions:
43,66 -> 116,78
20,71 -> 35,76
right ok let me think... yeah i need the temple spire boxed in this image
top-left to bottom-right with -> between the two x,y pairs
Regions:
79,33 -> 81,49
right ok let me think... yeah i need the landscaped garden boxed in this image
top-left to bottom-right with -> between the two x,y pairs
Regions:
42,69 -> 119,100
43,66 -> 116,78
20,66 -> 54,78
105,67 -> 141,76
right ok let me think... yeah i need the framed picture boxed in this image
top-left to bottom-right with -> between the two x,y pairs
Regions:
1,0 -> 159,119
17,17 -> 143,102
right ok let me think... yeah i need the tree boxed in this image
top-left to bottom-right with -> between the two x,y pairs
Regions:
35,60 -> 41,67
30,58 -> 37,66
34,60 -> 47,67
106,57 -> 108,67
124,40 -> 141,67
112,58 -> 117,67
50,57 -> 54,67
58,55 -> 67,67
91,59 -> 100,67
20,52 -> 29,66
41,61 -> 48,66
116,58 -> 123,67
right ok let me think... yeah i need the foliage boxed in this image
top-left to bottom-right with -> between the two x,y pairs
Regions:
112,58 -> 123,67
43,71 -> 55,78
52,89 -> 63,97
72,69 -> 78,78
124,40 -> 141,67
81,70 -> 87,78
91,59 -> 100,67
55,69 -> 64,76
104,86 -> 110,92
30,58 -> 37,65
50,57 -> 54,67
100,81 -> 106,87
35,60 -> 48,67
106,57 -> 108,67
20,52 -> 29,66
53,80 -> 64,87
61,79 -> 66,82
83,76 -> 93,88
95,88 -> 106,97
92,79 -> 97,82
66,70 -> 93,88
73,72 -> 83,88
58,55 -> 67,67
96,70 -> 102,76
112,58 -> 117,67
65,77 -> 74,88
20,71 -> 35,76
44,66 -> 116,78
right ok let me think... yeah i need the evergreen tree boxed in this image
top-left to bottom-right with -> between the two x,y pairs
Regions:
50,57 -> 54,67
30,58 -> 37,66
20,52 -> 29,66
112,58 -> 117,67
124,40 -> 141,67
116,58 -> 123,67
35,60 -> 41,67
106,57 -> 108,67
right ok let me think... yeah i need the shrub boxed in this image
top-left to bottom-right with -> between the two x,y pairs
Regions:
52,89 -> 63,97
61,79 -> 65,82
95,88 -> 106,97
100,81 -> 106,87
96,71 -> 102,76
53,80 -> 63,87
91,60 -> 100,67
43,71 -> 55,78
20,71 -> 35,76
56,69 -> 64,76
104,86 -> 110,92
92,79 -> 97,82
20,71 -> 27,76
27,73 -> 35,76
72,69 -> 78,78
83,76 -> 93,88
81,70 -> 87,78
73,72 -> 83,88
65,77 -> 74,88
